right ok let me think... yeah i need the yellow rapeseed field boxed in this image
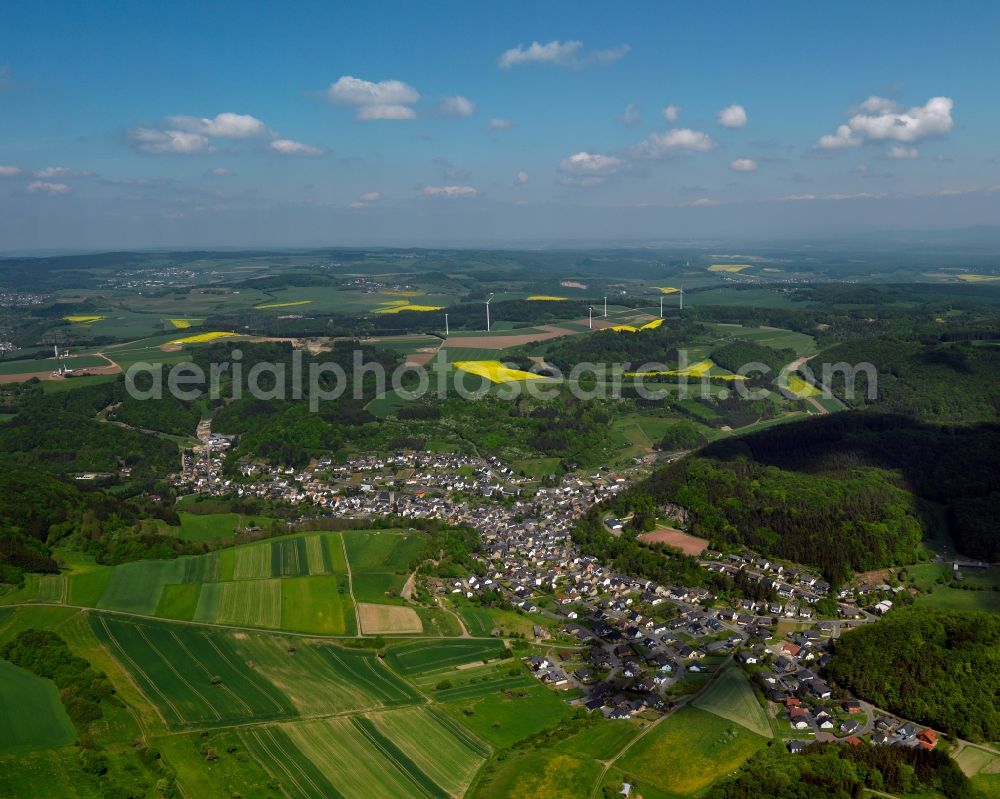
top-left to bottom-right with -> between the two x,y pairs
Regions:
640,319 -> 664,330
526,295 -> 568,301
64,315 -> 105,323
379,289 -> 425,297
957,274 -> 1000,282
373,303 -> 443,314
784,373 -> 820,398
652,286 -> 680,294
625,359 -> 746,380
708,264 -> 752,272
610,324 -> 639,332
453,360 -> 545,383
169,319 -> 192,329
254,300 -> 313,309
168,331 -> 239,345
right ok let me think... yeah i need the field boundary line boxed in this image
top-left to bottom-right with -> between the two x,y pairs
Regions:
134,623 -> 222,722
341,533 -> 362,635
96,616 -> 177,727
15,602 -> 500,641
168,629 -> 255,717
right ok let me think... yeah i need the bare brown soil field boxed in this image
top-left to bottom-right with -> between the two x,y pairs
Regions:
444,325 -> 578,349
638,526 -> 710,556
0,364 -> 121,385
357,602 -> 423,635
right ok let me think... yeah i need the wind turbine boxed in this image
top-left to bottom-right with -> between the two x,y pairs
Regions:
444,313 -> 449,337
659,295 -> 664,319
485,293 -> 495,332
603,296 -> 607,318
679,286 -> 684,311
588,306 -> 593,329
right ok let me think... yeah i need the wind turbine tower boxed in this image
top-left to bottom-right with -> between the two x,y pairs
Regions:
485,293 -> 494,332
603,296 -> 607,318
444,313 -> 449,337
588,306 -> 593,329
679,286 -> 684,311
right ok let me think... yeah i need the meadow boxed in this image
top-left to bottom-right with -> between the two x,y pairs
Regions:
471,749 -> 602,799
612,707 -> 769,797
443,681 -> 574,749
384,638 -> 508,675
691,665 -> 772,737
0,660 -> 77,752
240,710 -> 482,799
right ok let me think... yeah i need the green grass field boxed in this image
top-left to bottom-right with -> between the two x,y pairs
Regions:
215,579 -> 282,628
368,707 -> 490,794
691,666 -> 772,737
243,716 -> 445,799
613,707 -> 768,797
0,660 -> 76,752
910,563 -> 1000,613
384,638 -> 507,675
342,530 -> 422,570
89,614 -> 296,729
471,749 -> 602,799
235,635 -> 418,714
233,540 -> 273,580
280,575 -> 354,635
0,747 -> 101,798
443,681 -> 574,749
157,511 -> 247,543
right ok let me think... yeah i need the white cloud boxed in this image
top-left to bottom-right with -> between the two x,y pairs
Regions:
633,128 -> 716,159
439,95 -> 475,117
887,146 -> 919,159
621,103 -> 640,126
167,112 -> 271,139
269,139 -> 325,157
848,96 -> 953,143
325,76 -> 420,120
852,96 -> 901,114
816,96 -> 954,151
423,185 -> 478,198
34,166 -> 94,178
350,191 -> 382,207
730,158 -> 758,172
662,104 -> 681,122
27,181 -> 71,195
558,151 -> 622,187
716,104 -> 747,129
128,127 -> 212,154
357,104 -> 417,120
816,124 -> 862,150
205,167 -> 233,177
488,118 -> 512,131
498,40 -> 628,69
516,170 -> 529,184
0,165 -> 24,177
680,197 -> 718,207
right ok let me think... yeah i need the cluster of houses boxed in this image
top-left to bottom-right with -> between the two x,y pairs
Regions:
703,554 -> 832,609
175,441 -> 937,742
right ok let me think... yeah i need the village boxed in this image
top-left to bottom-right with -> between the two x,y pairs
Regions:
175,438 -> 944,756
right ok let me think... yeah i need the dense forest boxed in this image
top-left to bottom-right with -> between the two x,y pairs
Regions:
826,608 -> 1000,742
703,413 -> 1000,562
705,742 -> 974,799
604,454 -> 923,584
823,338 -> 1000,423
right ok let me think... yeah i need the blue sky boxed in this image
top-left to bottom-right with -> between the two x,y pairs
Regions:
1,0 -> 999,249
